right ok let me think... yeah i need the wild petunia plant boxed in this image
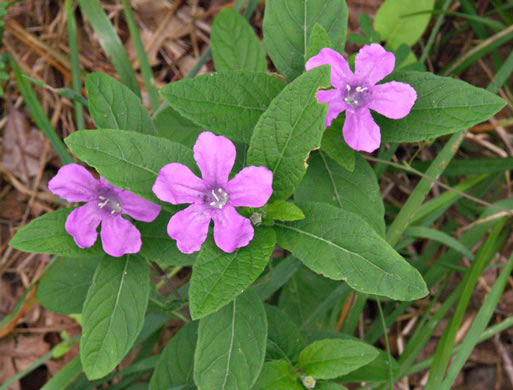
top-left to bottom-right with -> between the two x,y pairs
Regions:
306,44 -> 417,152
152,131 -> 273,253
48,164 -> 161,257
7,0 -> 507,388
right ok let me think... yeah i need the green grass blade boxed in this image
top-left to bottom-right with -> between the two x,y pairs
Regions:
425,218 -> 508,389
441,251 -> 513,390
411,175 -> 488,224
404,226 -> 474,260
121,0 -> 160,113
386,131 -> 466,247
8,55 -> 73,165
487,48 -> 513,93
65,0 -> 85,130
77,0 -> 140,96
41,356 -> 82,390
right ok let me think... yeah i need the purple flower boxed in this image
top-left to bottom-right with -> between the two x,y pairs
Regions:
306,43 -> 417,153
152,131 -> 273,254
48,164 -> 161,257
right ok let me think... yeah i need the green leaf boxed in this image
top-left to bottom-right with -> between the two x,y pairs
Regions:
374,0 -> 434,49
315,383 -> 348,390
265,304 -> 304,362
80,255 -> 150,380
262,200 -> 305,222
320,120 -> 355,172
302,330 -> 400,383
306,24 -> 332,62
254,361 -> 300,390
153,106 -> 203,148
189,228 -> 276,320
149,321 -> 198,390
274,202 -> 428,301
247,66 -> 330,200
9,208 -> 104,257
194,289 -> 267,390
37,256 -> 101,314
278,265 -> 340,327
263,0 -> 348,80
137,212 -> 197,266
65,130 -> 195,204
85,73 -> 156,134
299,339 -> 379,380
379,72 -> 506,143
211,9 -> 266,72
254,256 -> 301,301
295,151 -> 385,237
160,72 -> 285,143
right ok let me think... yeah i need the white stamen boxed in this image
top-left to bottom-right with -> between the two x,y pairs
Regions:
98,199 -> 109,208
354,100 -> 359,104
218,188 -> 223,193
210,201 -> 216,206
211,190 -> 220,202
346,84 -> 351,92
355,86 -> 368,92
99,195 -> 106,200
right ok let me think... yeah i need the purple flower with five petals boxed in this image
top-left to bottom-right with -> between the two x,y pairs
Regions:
306,43 -> 417,153
152,131 -> 273,254
48,164 -> 161,257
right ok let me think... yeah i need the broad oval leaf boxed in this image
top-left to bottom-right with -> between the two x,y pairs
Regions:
86,73 -> 156,134
254,360 -> 300,390
9,208 -> 104,257
149,321 -> 198,390
296,151 -> 385,237
320,120 -> 355,172
194,289 -> 267,390
65,130 -> 195,204
153,106 -> 203,148
379,72 -> 506,143
37,256 -> 101,314
263,0 -> 348,80
274,202 -> 428,301
278,265 -> 340,327
189,227 -> 276,320
247,66 -> 330,200
265,304 -> 304,362
374,0 -> 434,49
211,9 -> 267,72
137,213 -> 197,266
80,255 -> 150,380
160,72 -> 285,143
299,339 -> 379,379
306,23 -> 332,62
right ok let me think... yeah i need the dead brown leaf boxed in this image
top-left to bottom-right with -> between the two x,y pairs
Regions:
2,105 -> 45,184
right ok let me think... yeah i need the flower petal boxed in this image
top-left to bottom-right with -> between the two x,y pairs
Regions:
368,81 -> 417,119
226,166 -> 273,208
212,206 -> 254,253
118,190 -> 161,222
354,44 -> 395,86
167,204 -> 211,254
194,131 -> 236,187
100,216 -> 142,257
48,164 -> 99,202
343,108 -> 381,153
317,89 -> 347,128
305,48 -> 354,89
65,203 -> 101,248
152,163 -> 206,205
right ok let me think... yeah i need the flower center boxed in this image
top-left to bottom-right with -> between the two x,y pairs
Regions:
205,187 -> 229,209
343,84 -> 369,107
97,194 -> 122,215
